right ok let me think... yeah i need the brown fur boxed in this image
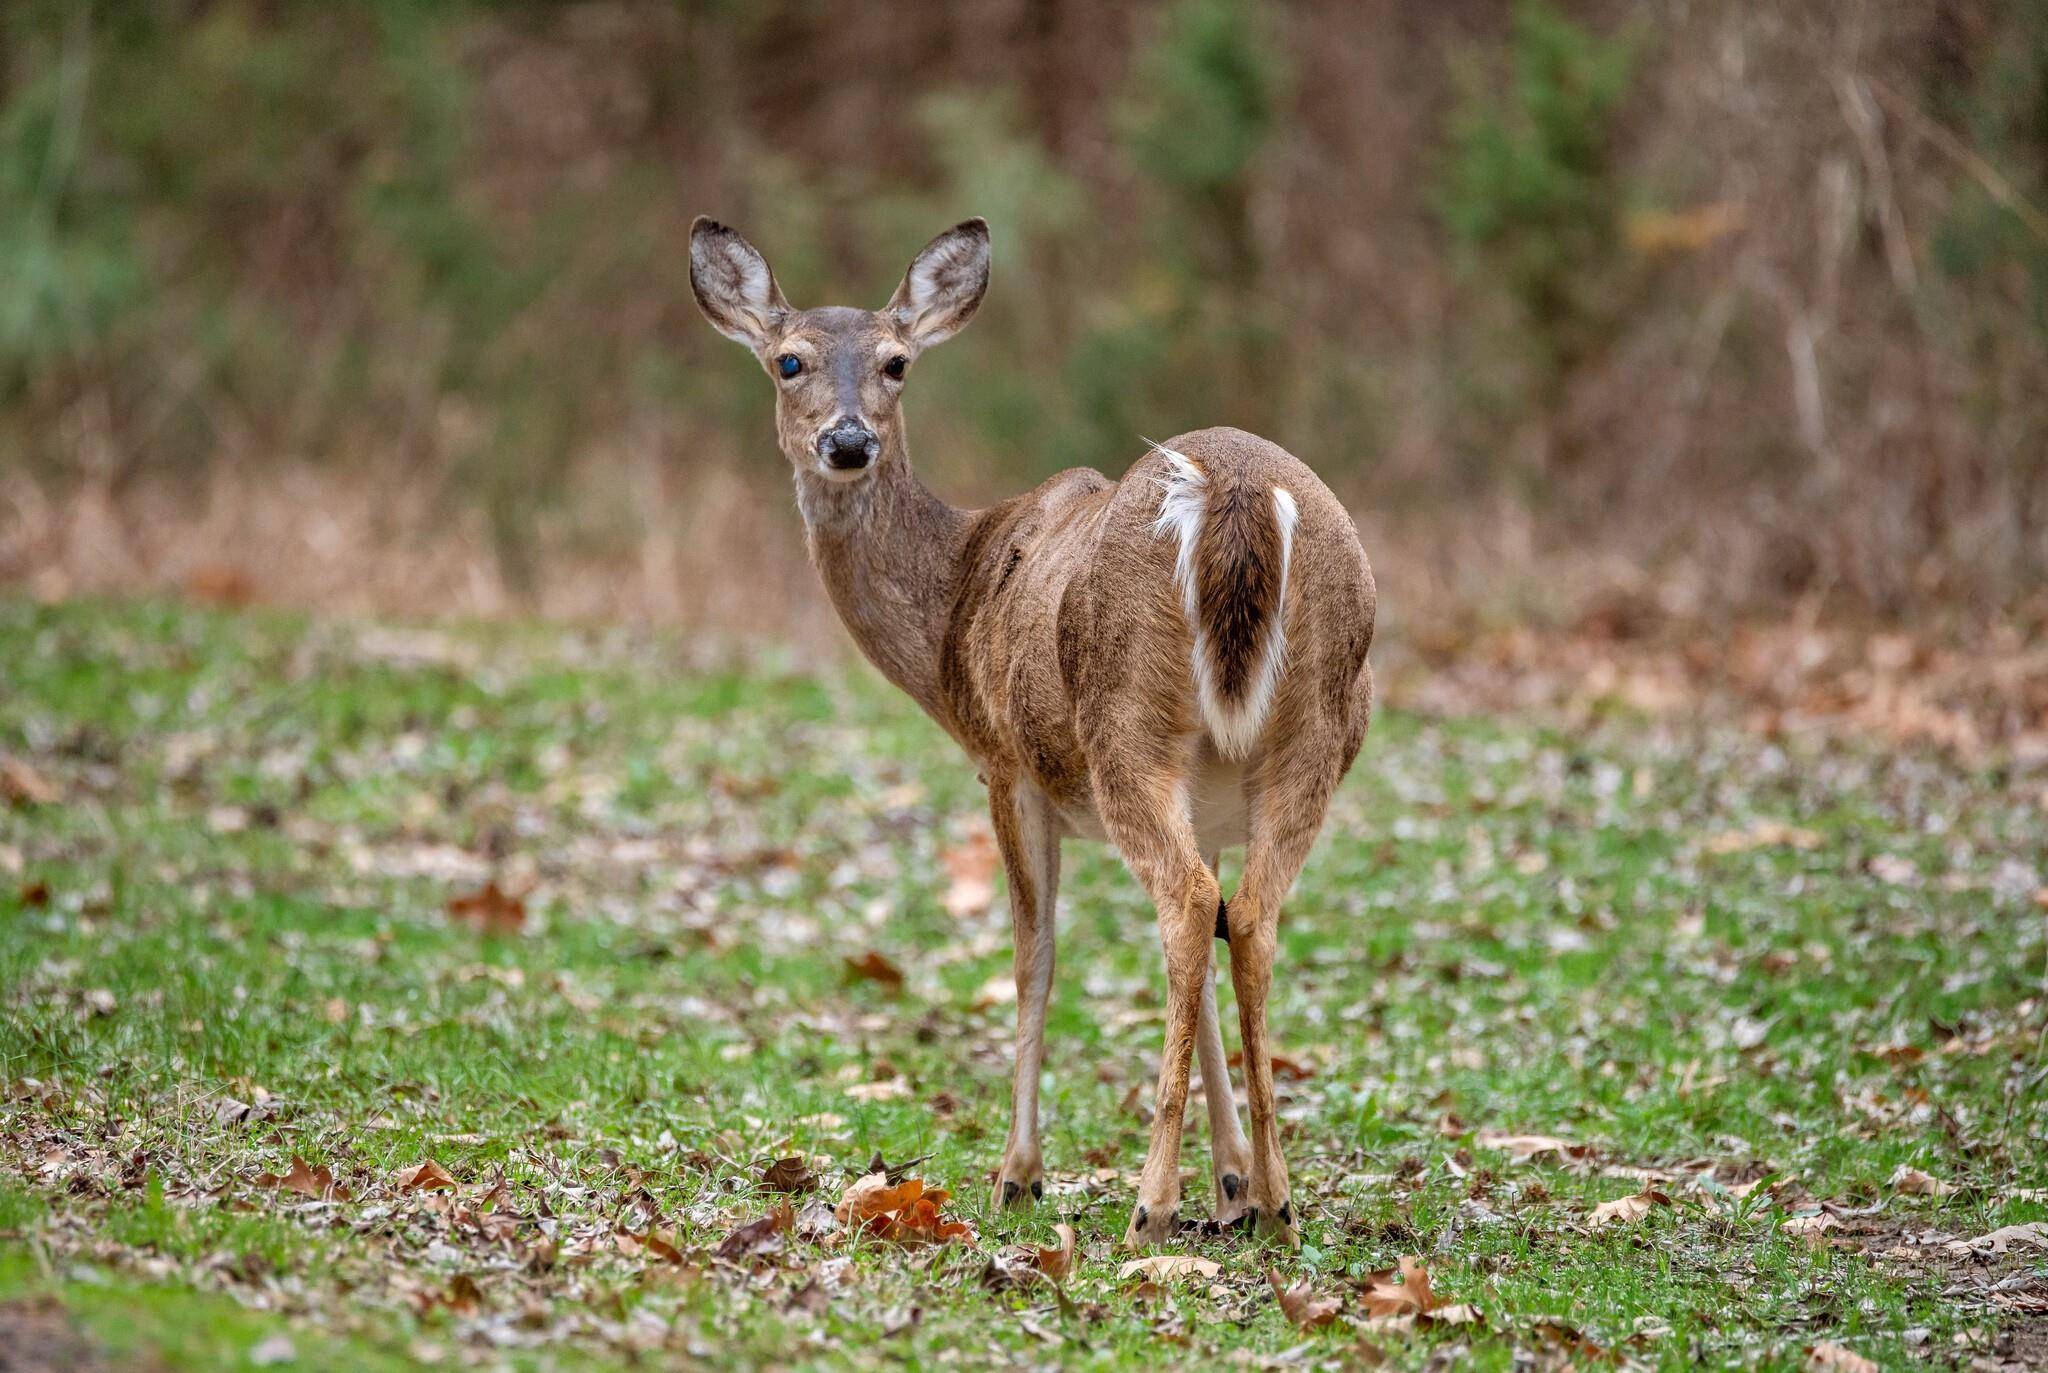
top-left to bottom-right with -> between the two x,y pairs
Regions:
1195,465 -> 1285,704
691,217 -> 1376,1250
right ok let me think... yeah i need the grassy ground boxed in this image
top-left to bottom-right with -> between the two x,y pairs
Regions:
1,598 -> 2044,1371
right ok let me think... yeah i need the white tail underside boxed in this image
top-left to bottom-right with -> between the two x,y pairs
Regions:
1150,446 -> 1297,760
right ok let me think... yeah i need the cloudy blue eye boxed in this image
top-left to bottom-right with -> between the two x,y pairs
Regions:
776,354 -> 801,379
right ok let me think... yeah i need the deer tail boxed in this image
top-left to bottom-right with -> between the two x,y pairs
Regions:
1151,446 -> 1298,759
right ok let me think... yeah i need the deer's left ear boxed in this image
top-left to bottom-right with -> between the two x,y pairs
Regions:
690,217 -> 791,349
887,218 -> 990,347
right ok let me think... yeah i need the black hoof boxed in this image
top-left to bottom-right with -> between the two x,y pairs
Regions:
1030,1180 -> 1043,1200
1001,1179 -> 1021,1206
1221,1173 -> 1242,1201
1133,1206 -> 1148,1231
1277,1201 -> 1293,1226
1235,1206 -> 1258,1232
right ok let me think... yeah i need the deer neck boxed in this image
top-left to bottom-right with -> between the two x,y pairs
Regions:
794,437 -> 971,718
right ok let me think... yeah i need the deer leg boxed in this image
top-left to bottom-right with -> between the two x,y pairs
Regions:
1226,745 -> 1342,1249
1196,850 -> 1253,1225
1093,766 -> 1216,1249
990,779 -> 1061,1210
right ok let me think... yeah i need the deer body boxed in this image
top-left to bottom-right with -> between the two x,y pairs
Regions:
693,218 -> 1374,1249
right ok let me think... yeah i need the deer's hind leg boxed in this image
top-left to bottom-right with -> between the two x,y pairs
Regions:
1198,850 -> 1253,1225
1225,724 -> 1348,1250
990,777 -> 1061,1210
1088,749 -> 1219,1250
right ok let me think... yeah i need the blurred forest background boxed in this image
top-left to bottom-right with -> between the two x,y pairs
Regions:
2,0 -> 2046,652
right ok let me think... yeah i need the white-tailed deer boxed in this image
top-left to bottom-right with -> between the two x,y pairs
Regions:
691,216 -> 1374,1249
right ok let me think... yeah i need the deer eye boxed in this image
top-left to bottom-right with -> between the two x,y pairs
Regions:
883,356 -> 908,380
776,354 -> 802,379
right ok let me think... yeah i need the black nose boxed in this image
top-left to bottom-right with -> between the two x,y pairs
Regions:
818,421 -> 879,470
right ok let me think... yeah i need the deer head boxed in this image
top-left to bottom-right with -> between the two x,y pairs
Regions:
689,217 -> 990,483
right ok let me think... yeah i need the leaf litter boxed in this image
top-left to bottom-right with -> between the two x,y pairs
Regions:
6,605 -> 2047,1367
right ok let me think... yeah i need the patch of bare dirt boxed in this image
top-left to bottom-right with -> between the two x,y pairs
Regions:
0,1298 -> 134,1373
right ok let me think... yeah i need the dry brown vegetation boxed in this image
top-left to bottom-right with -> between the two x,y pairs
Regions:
1,0 -> 2044,675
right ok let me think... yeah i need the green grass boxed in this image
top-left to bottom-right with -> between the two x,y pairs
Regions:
1,598 -> 2043,1370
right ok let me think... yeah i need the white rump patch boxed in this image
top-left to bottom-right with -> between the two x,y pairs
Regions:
1149,445 -> 1208,621
1150,445 -> 1298,760
1230,486 -> 1297,755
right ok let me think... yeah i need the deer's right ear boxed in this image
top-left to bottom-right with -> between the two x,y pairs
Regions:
690,218 -> 790,349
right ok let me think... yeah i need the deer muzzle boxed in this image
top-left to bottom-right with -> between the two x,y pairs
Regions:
818,420 -> 880,471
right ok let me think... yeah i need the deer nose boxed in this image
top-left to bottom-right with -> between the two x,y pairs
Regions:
818,420 -> 879,470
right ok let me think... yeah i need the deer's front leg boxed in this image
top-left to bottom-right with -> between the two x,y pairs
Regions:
989,779 -> 1061,1210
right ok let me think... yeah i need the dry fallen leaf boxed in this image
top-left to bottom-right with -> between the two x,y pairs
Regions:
1473,1131 -> 1588,1162
446,881 -> 525,935
1423,1303 -> 1483,1328
620,1225 -> 687,1264
715,1204 -> 794,1261
1945,1221 -> 2048,1257
1781,1213 -> 1840,1245
398,1159 -> 457,1193
793,1198 -> 841,1242
1532,1320 -> 1613,1362
1866,1041 -> 1925,1066
846,1077 -> 911,1102
1267,1268 -> 1343,1331
461,1207 -> 518,1244
1359,1257 -> 1436,1318
1118,1255 -> 1221,1283
0,756 -> 59,807
440,1273 -> 484,1315
1866,854 -> 1918,885
1888,1164 -> 1956,1198
834,1172 -> 972,1245
760,1156 -> 818,1195
1589,1189 -> 1672,1227
843,951 -> 905,993
986,1222 -> 1078,1295
938,827 -> 998,919
258,1155 -> 348,1201
1026,1222 -> 1077,1282
1804,1340 -> 1879,1372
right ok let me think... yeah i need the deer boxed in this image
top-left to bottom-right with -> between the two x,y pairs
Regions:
690,216 -> 1374,1250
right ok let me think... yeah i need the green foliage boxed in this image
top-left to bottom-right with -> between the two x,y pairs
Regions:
1436,1 -> 1637,384
1931,5 -> 2048,335
0,14 -> 144,397
1120,0 -> 1283,203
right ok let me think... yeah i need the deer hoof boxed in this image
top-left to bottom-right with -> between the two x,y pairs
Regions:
1246,1200 -> 1300,1250
991,1168 -> 1043,1211
1214,1172 -> 1251,1227
1122,1201 -> 1180,1249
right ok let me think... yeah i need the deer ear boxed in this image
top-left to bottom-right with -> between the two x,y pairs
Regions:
887,218 -> 990,347
690,217 -> 790,348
